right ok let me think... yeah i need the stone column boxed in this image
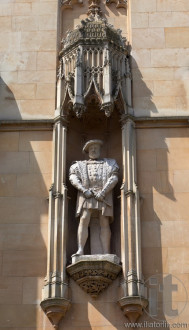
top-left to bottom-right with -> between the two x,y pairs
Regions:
118,115 -> 148,322
103,45 -> 112,104
41,116 -> 70,329
74,45 -> 84,106
125,57 -> 132,112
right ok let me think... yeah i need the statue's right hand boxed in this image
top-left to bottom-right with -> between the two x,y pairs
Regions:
83,189 -> 93,199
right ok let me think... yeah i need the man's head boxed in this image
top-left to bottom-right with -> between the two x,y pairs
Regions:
83,139 -> 103,160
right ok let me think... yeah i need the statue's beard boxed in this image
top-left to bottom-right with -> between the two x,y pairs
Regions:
89,153 -> 99,159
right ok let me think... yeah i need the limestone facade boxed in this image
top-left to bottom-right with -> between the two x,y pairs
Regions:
0,0 -> 189,329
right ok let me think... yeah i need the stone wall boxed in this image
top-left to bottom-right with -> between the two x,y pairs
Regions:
0,0 -> 57,120
0,130 -> 52,328
137,126 -> 189,326
131,0 -> 189,116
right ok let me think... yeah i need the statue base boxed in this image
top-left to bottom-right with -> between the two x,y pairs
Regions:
66,254 -> 122,298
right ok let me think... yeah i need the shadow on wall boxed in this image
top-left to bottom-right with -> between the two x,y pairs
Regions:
131,57 -> 158,116
0,78 -> 51,328
132,55 -> 178,330
0,77 -> 21,119
137,125 -> 189,327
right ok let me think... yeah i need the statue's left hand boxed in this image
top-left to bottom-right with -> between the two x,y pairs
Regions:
95,191 -> 105,202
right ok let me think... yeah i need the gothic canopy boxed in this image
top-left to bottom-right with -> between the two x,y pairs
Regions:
59,0 -> 130,118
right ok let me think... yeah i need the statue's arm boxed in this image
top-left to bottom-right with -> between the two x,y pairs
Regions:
69,163 -> 86,193
101,174 -> 118,196
69,173 -> 86,193
69,163 -> 93,198
95,161 -> 119,201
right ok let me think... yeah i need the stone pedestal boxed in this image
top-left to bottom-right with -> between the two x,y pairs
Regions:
67,254 -> 122,298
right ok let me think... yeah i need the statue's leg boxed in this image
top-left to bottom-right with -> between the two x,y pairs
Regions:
73,209 -> 91,256
99,215 -> 111,254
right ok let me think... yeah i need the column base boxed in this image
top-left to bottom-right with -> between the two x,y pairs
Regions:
118,296 -> 148,323
40,298 -> 71,329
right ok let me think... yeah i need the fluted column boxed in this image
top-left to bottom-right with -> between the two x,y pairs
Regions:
118,115 -> 148,322
41,116 -> 70,329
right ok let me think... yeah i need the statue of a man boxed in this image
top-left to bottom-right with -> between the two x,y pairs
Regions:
69,139 -> 119,256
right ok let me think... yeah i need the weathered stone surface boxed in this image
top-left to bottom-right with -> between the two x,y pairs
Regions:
19,100 -> 54,117
0,52 -> 37,72
0,132 -> 19,151
165,27 -> 189,48
19,131 -> 52,151
157,0 -> 189,12
0,0 -> 57,120
0,152 -> 30,174
132,28 -> 165,49
23,277 -> 46,305
131,0 -> 156,12
149,12 -> 189,27
36,83 -> 55,100
67,258 -> 122,298
20,31 -> 56,51
131,13 -> 148,28
72,254 -> 121,265
0,196 -> 48,224
3,250 -> 47,277
0,16 -> 11,32
36,52 -> 56,70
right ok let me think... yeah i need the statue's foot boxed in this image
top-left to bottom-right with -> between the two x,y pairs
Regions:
71,249 -> 83,257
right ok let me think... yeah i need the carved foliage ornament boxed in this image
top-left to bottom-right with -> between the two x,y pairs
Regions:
67,260 -> 122,298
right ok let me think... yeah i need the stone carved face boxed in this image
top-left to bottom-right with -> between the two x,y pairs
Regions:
88,143 -> 101,160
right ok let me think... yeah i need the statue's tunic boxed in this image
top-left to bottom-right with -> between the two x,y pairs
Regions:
69,158 -> 119,220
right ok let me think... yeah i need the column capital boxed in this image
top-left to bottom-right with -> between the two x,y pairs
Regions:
54,115 -> 69,127
120,114 -> 135,128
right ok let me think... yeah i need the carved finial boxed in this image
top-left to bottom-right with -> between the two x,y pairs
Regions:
87,0 -> 102,18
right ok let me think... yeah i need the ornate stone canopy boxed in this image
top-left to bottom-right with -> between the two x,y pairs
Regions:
59,0 -> 129,118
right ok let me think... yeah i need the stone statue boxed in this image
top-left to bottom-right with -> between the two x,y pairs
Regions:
69,139 -> 119,256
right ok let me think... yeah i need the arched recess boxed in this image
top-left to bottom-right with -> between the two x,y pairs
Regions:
66,95 -> 122,260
